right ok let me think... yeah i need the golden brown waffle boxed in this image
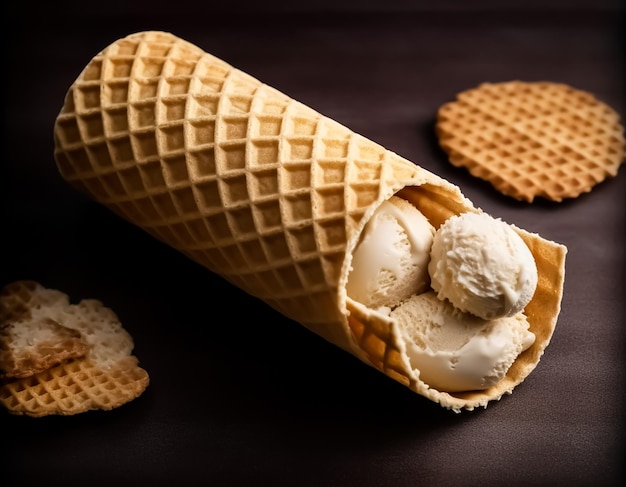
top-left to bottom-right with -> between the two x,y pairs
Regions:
1,280 -> 88,378
53,32 -> 566,411
436,81 -> 626,202
0,318 -> 89,379
0,357 -> 148,417
0,281 -> 149,416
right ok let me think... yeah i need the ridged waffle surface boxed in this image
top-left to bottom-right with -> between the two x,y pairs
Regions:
0,281 -> 149,416
53,32 -> 566,411
436,81 -> 626,202
53,31 -> 433,350
0,357 -> 148,417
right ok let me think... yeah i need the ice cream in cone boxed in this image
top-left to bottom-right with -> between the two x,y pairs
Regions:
53,31 -> 566,411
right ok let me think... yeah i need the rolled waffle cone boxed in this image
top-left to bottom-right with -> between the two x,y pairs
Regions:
53,31 -> 566,411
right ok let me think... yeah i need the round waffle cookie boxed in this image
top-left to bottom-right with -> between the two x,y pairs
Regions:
436,81 -> 626,202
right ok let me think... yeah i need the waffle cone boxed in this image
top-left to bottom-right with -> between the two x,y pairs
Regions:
53,31 -> 566,411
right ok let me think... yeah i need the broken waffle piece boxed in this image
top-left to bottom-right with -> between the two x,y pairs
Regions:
436,81 -> 626,202
0,281 -> 149,416
0,317 -> 89,379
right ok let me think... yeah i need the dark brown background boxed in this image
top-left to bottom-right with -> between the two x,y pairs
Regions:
2,1 -> 624,485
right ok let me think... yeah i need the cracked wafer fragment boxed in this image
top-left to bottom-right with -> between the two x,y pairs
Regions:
436,81 -> 626,202
53,32 -> 566,412
0,281 -> 149,416
0,317 -> 89,379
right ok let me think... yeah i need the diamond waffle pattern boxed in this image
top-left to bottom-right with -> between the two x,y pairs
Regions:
1,281 -> 150,416
52,33 -> 568,411
436,81 -> 625,202
0,358 -> 149,417
347,300 -> 415,389
54,31 -> 420,325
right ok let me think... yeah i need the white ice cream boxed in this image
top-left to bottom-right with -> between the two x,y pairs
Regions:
346,196 -> 435,310
428,212 -> 538,320
391,292 -> 536,392
347,199 -> 539,393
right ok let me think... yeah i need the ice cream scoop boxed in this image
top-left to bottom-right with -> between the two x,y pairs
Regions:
346,196 -> 435,310
391,291 -> 535,392
428,212 -> 538,320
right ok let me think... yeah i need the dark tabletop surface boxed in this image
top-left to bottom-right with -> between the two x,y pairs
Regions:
2,1 -> 624,485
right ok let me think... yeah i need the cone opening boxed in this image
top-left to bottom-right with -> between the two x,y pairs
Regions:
342,181 -> 566,411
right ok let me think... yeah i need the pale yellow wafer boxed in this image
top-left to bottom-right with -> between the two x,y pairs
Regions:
436,81 -> 625,202
53,32 -> 566,411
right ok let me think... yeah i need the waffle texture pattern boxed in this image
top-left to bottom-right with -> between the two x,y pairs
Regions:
0,281 -> 149,416
53,32 -> 566,411
437,81 -> 625,202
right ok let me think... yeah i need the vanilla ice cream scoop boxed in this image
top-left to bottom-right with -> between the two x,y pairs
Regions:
428,212 -> 538,320
346,196 -> 435,310
391,291 -> 536,392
